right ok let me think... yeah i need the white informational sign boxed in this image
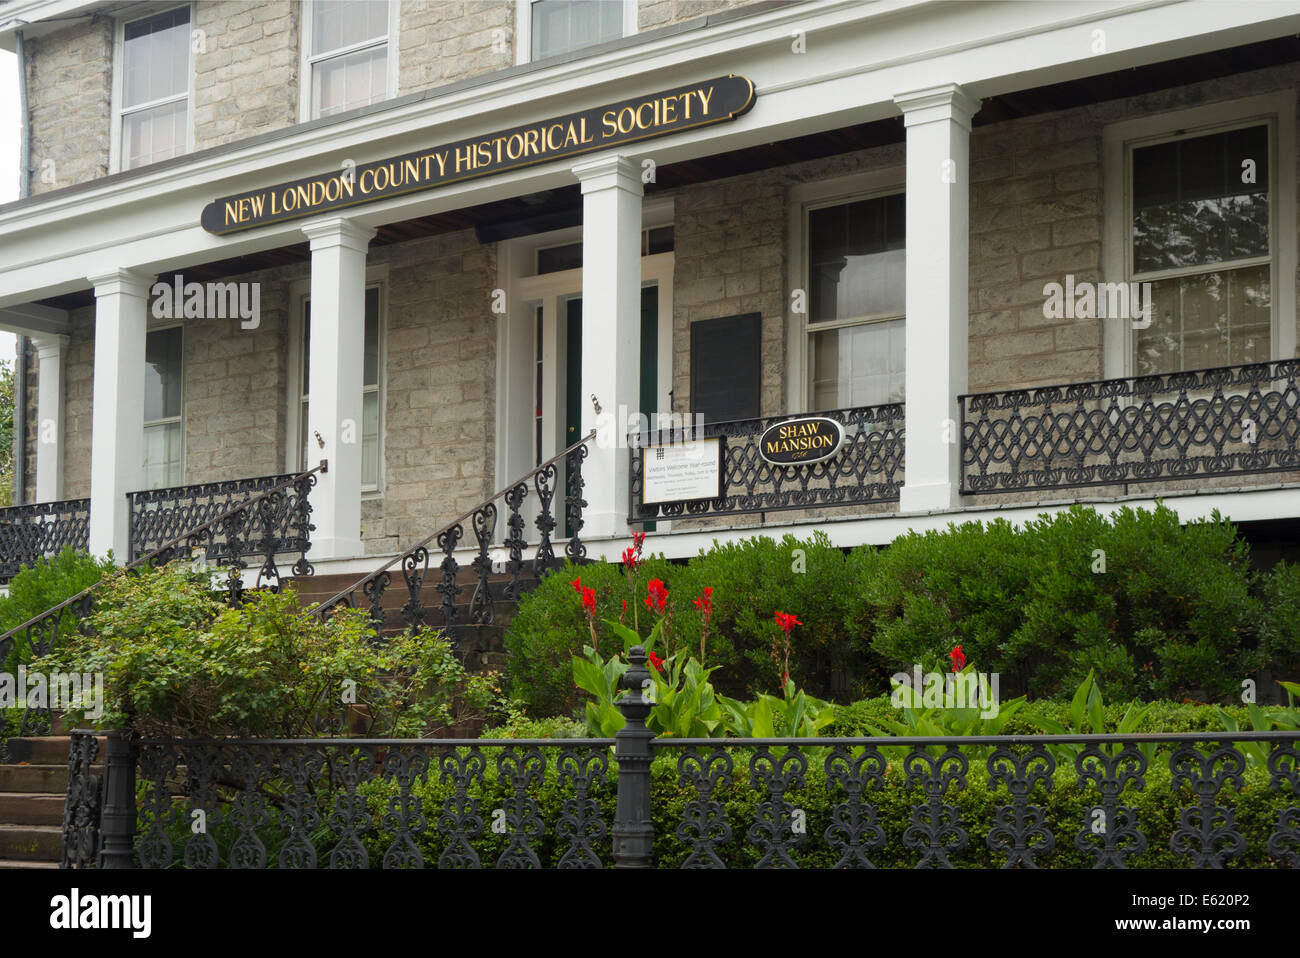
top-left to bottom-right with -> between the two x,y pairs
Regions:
641,438 -> 723,505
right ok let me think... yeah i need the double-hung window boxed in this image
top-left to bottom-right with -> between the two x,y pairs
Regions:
803,191 -> 906,410
117,6 -> 192,170
522,0 -> 627,63
143,326 -> 184,489
298,286 -> 384,492
1104,93 -> 1296,378
1130,124 -> 1272,375
305,0 -> 392,119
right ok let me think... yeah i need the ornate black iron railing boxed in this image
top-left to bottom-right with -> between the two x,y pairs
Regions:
627,404 -> 904,523
60,649 -> 1300,869
303,432 -> 593,649
128,473 -> 315,566
0,464 -> 324,760
961,359 -> 1300,494
0,498 -> 90,583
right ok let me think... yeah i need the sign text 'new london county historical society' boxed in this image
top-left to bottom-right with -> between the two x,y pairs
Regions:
201,75 -> 755,234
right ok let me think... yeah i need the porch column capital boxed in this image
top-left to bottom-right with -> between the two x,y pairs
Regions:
88,267 -> 154,300
28,332 -> 69,356
573,154 -> 644,196
893,83 -> 981,129
301,217 -> 377,252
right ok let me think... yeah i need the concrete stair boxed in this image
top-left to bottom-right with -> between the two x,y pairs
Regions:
0,730 -> 105,870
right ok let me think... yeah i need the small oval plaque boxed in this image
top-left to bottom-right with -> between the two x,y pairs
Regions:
758,416 -> 844,466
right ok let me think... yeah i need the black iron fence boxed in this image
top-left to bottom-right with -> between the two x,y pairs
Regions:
128,473 -> 316,567
961,359 -> 1300,494
0,498 -> 90,583
62,649 -> 1300,869
628,404 -> 904,523
304,433 -> 592,648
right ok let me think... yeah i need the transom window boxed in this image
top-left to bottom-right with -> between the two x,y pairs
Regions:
119,6 -> 191,170
805,192 -> 906,410
143,326 -> 183,489
530,0 -> 624,60
1130,123 -> 1272,375
307,0 -> 391,119
298,286 -> 383,492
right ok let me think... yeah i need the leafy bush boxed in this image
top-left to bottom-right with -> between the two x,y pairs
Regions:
1260,561 -> 1300,681
0,547 -> 115,670
867,505 -> 1263,702
35,563 -> 506,738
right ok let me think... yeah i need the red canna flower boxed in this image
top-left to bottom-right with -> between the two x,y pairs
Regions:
632,531 -> 646,555
644,578 -> 668,614
570,578 -> 582,594
581,587 -> 596,615
621,547 -> 640,570
949,644 -> 966,672
773,611 -> 802,636
648,650 -> 664,672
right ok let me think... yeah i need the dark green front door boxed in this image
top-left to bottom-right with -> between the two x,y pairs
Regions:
564,287 -> 659,534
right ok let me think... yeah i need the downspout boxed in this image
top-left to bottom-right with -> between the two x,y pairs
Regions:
12,26 -> 30,505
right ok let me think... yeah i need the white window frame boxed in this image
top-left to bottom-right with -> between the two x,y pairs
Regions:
286,267 -> 389,497
142,319 -> 185,489
514,0 -> 637,66
109,2 -> 196,174
298,0 -> 399,123
786,167 -> 907,413
1102,90 -> 1297,380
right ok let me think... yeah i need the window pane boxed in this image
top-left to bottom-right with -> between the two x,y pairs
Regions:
1136,265 -> 1271,375
123,98 -> 188,169
1132,125 -> 1269,273
124,7 -> 189,107
808,193 -> 905,323
144,327 -> 182,421
362,390 -> 379,488
364,287 -> 380,386
143,421 -> 183,489
313,46 -> 387,117
313,0 -> 388,56
809,318 -> 905,409
533,0 -> 623,60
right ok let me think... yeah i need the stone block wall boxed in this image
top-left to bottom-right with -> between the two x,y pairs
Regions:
638,0 -> 772,31
24,17 -> 113,196
398,1 -> 514,91
192,1 -> 301,150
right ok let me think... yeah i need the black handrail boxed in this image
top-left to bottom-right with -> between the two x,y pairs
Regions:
302,431 -> 596,643
0,460 -> 327,648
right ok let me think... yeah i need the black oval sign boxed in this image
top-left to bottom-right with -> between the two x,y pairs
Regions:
758,417 -> 844,466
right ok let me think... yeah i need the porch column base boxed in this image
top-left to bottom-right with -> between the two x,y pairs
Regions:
900,481 -> 964,514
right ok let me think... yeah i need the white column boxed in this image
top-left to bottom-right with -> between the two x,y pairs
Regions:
573,154 -> 643,539
87,269 -> 151,560
301,217 -> 375,561
895,83 -> 980,513
29,333 -> 68,502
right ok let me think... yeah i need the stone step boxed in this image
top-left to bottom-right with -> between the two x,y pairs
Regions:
0,792 -> 64,826
0,824 -> 61,861
0,858 -> 59,869
4,735 -> 106,766
0,765 -> 68,794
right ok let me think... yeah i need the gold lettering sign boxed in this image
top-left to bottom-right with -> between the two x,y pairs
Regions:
201,75 -> 755,234
758,417 -> 844,466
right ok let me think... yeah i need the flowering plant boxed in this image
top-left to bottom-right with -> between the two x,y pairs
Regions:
949,644 -> 966,672
692,586 -> 714,663
771,611 -> 802,689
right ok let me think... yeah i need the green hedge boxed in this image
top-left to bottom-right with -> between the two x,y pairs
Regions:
0,547 -> 114,671
503,505 -> 1298,715
133,749 -> 1299,869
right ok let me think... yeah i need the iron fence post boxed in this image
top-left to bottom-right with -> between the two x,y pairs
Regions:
98,730 -> 138,869
613,645 -> 655,868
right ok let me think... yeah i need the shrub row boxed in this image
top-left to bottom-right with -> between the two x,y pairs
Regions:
504,505 -> 1300,715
